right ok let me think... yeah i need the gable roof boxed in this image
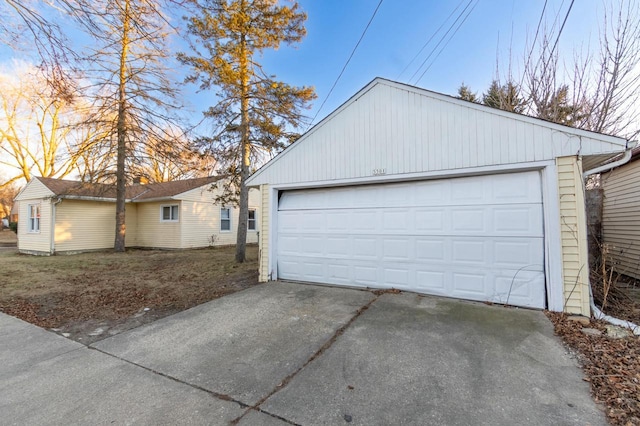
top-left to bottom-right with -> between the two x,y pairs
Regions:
33,176 -> 223,202
247,78 -> 627,187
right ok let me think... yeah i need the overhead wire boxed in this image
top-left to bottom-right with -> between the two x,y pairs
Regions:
413,0 -> 479,85
396,0 -> 466,81
306,0 -> 384,130
407,0 -> 475,85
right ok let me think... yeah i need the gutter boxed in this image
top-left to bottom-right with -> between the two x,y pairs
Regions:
50,197 -> 62,254
582,139 -> 640,334
582,139 -> 637,177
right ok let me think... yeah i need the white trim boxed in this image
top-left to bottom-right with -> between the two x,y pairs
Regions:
269,187 -> 278,281
247,208 -> 257,232
220,207 -> 232,232
269,161 -> 555,191
27,203 -> 41,233
268,161 -> 562,309
160,204 -> 179,222
540,163 -> 564,311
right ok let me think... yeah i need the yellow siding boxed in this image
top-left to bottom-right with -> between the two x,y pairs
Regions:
601,160 -> 640,279
18,199 -> 52,254
557,156 -> 590,315
15,179 -> 56,254
179,186 -> 260,248
258,184 -> 270,282
134,201 -> 182,248
54,201 -> 138,252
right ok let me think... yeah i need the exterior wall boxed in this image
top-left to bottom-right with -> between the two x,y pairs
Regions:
601,160 -> 640,279
179,186 -> 260,248
258,184 -> 270,282
15,179 -> 55,254
17,199 -> 52,254
248,79 -> 625,187
134,201 -> 182,248
54,201 -> 138,252
557,156 -> 591,315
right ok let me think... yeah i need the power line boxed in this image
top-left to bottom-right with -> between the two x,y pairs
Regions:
414,0 -> 479,85
306,0 -> 384,130
396,0 -> 466,81
407,0 -> 475,85
549,0 -> 575,60
520,0 -> 548,87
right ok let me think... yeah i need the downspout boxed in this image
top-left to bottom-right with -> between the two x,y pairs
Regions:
51,198 -> 62,254
582,140 -> 640,335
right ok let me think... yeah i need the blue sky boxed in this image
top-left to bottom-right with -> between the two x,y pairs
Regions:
246,0 -> 604,128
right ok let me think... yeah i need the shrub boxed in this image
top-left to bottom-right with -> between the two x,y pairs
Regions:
9,222 -> 17,233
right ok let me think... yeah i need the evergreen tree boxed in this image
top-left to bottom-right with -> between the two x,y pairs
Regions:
482,80 -> 526,113
178,0 -> 316,262
457,83 -> 478,102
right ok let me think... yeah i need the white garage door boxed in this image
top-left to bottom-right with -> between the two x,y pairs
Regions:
276,171 -> 546,309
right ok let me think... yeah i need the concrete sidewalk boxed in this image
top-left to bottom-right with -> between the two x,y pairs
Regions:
1,281 -> 606,425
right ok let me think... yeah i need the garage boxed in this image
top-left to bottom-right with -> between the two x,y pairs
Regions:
277,171 -> 545,308
247,78 -> 629,315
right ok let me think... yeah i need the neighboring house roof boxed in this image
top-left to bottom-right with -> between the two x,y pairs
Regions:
32,176 -> 224,202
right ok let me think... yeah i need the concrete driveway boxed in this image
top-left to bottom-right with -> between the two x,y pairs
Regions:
1,281 -> 605,425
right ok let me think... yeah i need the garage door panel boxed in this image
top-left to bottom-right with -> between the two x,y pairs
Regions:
277,171 -> 546,309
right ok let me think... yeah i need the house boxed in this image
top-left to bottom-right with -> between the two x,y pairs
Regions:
14,176 -> 260,255
600,147 -> 640,279
246,78 -> 631,317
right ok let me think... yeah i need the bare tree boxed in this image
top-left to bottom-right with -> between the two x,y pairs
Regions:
82,0 -> 184,251
0,62 -> 103,185
0,177 -> 19,220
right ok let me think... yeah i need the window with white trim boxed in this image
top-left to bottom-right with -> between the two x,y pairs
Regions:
248,209 -> 257,231
220,207 -> 231,231
28,204 -> 41,233
161,205 -> 179,222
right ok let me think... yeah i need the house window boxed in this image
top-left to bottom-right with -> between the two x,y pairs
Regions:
248,209 -> 257,231
221,207 -> 231,231
28,204 -> 40,233
161,205 -> 179,222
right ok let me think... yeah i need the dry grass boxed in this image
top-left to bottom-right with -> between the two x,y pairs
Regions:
0,229 -> 17,244
0,245 -> 259,340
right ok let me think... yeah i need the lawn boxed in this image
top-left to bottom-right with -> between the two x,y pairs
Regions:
0,245 -> 259,343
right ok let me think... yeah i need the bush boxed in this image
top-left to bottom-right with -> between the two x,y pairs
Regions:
9,222 -> 17,233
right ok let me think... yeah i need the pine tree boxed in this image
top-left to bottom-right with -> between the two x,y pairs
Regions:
457,83 -> 478,102
482,80 -> 526,113
179,0 -> 316,262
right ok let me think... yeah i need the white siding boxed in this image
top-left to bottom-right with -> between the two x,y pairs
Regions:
248,79 -> 625,187
601,160 -> 640,279
259,184 -> 270,282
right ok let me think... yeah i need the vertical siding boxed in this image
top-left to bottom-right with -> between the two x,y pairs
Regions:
601,161 -> 640,279
18,199 -> 52,254
557,156 -> 591,315
258,184 -> 270,282
248,80 -> 625,187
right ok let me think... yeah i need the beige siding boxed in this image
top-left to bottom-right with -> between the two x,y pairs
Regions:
601,160 -> 640,278
54,201 -> 138,252
134,201 -> 182,248
18,199 -> 52,254
179,186 -> 260,248
258,184 -> 270,282
15,179 -> 55,254
557,156 -> 590,315
248,79 -> 625,187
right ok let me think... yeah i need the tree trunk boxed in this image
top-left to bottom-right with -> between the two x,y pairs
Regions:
114,0 -> 130,253
235,27 -> 250,263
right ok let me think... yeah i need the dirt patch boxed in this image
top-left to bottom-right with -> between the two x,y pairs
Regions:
0,229 -> 17,246
0,246 -> 259,344
546,312 -> 640,425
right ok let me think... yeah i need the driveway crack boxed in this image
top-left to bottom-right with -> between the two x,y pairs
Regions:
88,346 -> 250,410
230,292 -> 381,425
